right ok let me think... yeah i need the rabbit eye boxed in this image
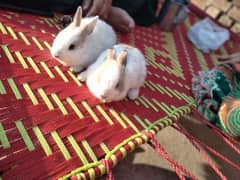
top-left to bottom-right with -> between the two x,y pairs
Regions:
115,82 -> 120,89
68,44 -> 75,50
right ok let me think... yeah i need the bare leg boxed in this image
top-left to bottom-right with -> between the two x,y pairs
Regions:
106,6 -> 135,33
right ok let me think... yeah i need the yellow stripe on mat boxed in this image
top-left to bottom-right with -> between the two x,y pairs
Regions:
96,105 -> 113,125
158,102 -> 172,115
23,83 -> 39,105
43,41 -> 51,50
144,81 -> 155,91
100,143 -> 110,154
33,126 -> 52,155
81,101 -> 99,122
27,57 -> 41,73
15,51 -> 28,68
38,88 -> 54,110
67,71 -> 82,86
120,112 -> 140,133
54,66 -> 69,82
6,26 -> 18,39
40,62 -> 55,78
157,84 -> 173,97
18,32 -> 31,45
88,168 -> 95,180
0,22 -> 8,34
119,147 -> 127,158
99,164 -> 106,176
51,93 -> 68,115
128,141 -> 135,151
149,81 -> 164,94
67,135 -> 89,164
133,115 -> 148,129
144,118 -> 159,132
81,140 -> 98,162
110,155 -> 118,167
109,109 -> 127,128
32,36 -> 44,50
76,173 -> 86,180
66,97 -> 84,119
51,131 -> 71,160
141,96 -> 158,112
164,87 -> 178,99
194,49 -> 208,70
137,96 -> 149,108
44,18 -> 53,27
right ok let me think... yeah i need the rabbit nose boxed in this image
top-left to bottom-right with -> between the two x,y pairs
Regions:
51,50 -> 60,59
53,52 -> 60,59
100,94 -> 107,100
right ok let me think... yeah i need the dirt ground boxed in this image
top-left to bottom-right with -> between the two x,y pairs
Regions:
99,113 -> 240,180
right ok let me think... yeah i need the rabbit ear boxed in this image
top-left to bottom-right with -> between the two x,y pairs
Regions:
73,6 -> 82,27
117,51 -> 128,66
83,16 -> 98,35
107,49 -> 115,59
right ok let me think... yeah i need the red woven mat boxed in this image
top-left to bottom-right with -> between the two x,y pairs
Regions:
0,5 -> 239,180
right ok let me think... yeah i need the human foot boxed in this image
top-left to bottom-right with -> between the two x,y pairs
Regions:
106,6 -> 135,33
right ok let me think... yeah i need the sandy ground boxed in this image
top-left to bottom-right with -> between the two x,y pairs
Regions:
99,112 -> 240,180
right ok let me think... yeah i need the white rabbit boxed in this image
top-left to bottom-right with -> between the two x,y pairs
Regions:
51,6 -> 116,72
78,44 -> 147,102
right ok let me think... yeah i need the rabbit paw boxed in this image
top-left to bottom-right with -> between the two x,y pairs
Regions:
128,88 -> 139,100
70,65 -> 83,73
78,71 -> 87,82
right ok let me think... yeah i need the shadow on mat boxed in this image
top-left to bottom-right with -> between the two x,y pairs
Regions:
98,148 -> 188,180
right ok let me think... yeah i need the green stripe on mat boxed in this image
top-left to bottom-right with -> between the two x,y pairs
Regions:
0,80 -> 6,94
7,78 -> 22,99
15,120 -> 35,151
0,122 -> 10,148
33,126 -> 52,155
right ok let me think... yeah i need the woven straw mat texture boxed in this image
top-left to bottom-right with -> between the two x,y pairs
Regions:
0,5 -> 239,180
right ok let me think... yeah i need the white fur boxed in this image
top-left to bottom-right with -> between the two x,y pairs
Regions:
78,44 -> 147,102
51,17 -> 116,72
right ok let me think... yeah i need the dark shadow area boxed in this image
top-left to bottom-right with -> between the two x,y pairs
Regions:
178,112 -> 240,180
98,112 -> 240,180
98,148 -> 181,180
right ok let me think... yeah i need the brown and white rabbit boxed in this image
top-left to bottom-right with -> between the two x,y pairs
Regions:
51,6 -> 116,72
78,44 -> 147,102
